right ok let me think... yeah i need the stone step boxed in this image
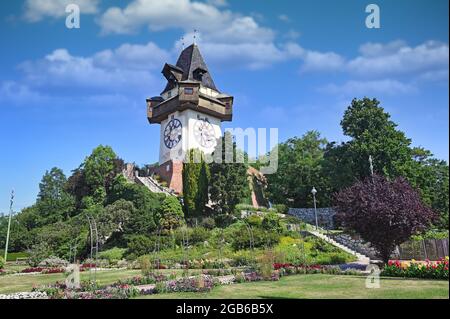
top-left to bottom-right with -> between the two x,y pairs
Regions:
308,230 -> 370,263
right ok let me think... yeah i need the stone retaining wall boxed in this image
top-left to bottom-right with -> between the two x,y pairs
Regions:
288,207 -> 336,229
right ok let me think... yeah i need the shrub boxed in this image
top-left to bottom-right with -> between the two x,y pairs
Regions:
126,235 -> 153,259
262,212 -> 283,233
201,217 -> 216,230
27,242 -> 52,267
98,247 -> 126,265
0,256 -> 5,269
138,255 -> 153,276
189,227 -> 210,245
38,256 -> 69,268
231,225 -> 279,250
246,215 -> 262,227
273,204 -> 288,214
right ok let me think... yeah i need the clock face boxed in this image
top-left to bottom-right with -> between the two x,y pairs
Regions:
194,119 -> 216,149
164,119 -> 182,149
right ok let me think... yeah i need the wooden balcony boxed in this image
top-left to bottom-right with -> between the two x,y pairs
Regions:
147,84 -> 233,124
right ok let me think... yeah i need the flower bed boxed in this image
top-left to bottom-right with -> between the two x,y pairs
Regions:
382,258 -> 449,280
21,267 -> 64,274
33,281 -> 139,299
0,291 -> 47,299
157,275 -> 215,293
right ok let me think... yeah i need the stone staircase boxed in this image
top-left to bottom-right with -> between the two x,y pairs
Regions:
135,175 -> 175,196
307,229 -> 371,265
122,163 -> 176,197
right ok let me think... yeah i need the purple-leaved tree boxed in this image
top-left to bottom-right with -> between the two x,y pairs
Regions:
334,174 -> 437,262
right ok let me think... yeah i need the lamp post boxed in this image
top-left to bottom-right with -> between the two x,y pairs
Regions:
4,190 -> 14,261
311,187 -> 318,230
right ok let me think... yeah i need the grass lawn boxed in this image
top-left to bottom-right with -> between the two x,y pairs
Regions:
138,274 -> 449,299
2,269 -> 448,299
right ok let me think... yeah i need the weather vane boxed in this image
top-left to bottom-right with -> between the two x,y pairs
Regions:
193,29 -> 198,45
181,36 -> 185,50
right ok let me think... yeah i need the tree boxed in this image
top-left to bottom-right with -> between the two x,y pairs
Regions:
82,145 -> 119,204
196,160 -> 210,215
334,174 -> 437,262
209,132 -> 250,215
108,175 -> 163,235
324,98 -> 413,189
97,199 -> 135,244
36,167 -> 75,223
266,131 -> 331,207
182,149 -> 202,218
159,196 -> 184,231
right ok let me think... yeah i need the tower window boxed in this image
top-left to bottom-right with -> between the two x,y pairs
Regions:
184,87 -> 194,95
167,91 -> 172,98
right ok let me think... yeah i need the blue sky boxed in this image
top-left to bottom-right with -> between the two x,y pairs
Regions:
0,0 -> 448,212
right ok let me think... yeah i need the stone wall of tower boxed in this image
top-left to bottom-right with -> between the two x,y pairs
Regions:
149,160 -> 184,194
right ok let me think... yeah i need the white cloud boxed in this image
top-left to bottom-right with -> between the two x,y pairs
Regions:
23,0 -> 100,22
301,51 -> 345,72
320,79 -> 416,96
17,42 -> 171,95
0,81 -> 45,105
348,40 -> 449,78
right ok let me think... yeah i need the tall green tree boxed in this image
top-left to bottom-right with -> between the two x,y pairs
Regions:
324,98 -> 448,229
182,149 -> 210,218
82,145 -> 121,204
266,131 -> 331,207
209,132 -> 250,215
339,98 -> 413,180
36,167 -> 75,223
182,149 -> 202,218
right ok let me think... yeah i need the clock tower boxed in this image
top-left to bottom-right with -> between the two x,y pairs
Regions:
146,44 -> 233,194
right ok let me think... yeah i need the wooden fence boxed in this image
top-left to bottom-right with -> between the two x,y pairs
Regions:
394,238 -> 449,260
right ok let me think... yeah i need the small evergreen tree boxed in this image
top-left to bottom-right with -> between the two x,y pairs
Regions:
209,132 -> 250,215
160,196 -> 184,231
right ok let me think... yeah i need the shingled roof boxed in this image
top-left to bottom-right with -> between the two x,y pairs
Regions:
162,44 -> 218,94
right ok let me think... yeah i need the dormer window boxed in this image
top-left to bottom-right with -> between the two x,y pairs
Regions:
167,91 -> 172,98
184,87 -> 194,95
193,67 -> 207,81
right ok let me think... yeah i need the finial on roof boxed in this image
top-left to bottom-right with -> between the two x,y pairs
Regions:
181,36 -> 185,50
193,29 -> 198,45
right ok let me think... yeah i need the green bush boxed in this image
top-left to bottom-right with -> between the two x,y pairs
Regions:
262,212 -> 284,233
126,235 -> 153,259
231,224 -> 280,250
99,247 -> 127,264
174,227 -> 210,246
273,204 -> 288,214
246,215 -> 262,227
200,217 -> 216,230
